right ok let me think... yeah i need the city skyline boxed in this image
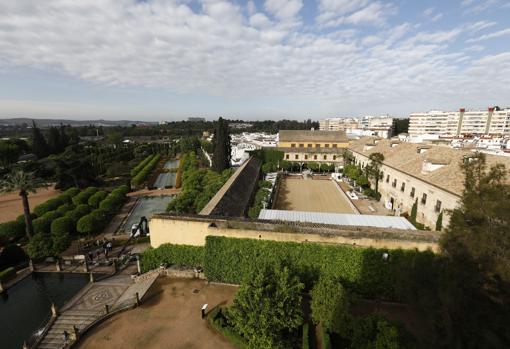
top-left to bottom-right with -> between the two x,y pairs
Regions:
1,0 -> 509,120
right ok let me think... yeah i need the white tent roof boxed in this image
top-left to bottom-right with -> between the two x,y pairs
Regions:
258,209 -> 416,230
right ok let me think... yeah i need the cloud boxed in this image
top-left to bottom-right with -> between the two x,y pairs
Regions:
423,7 -> 443,22
264,0 -> 303,21
0,0 -> 509,117
317,1 -> 397,28
466,28 -> 510,42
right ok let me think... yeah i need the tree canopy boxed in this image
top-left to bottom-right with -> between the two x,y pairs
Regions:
212,117 -> 231,172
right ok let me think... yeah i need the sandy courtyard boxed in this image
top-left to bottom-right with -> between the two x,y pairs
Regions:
0,186 -> 59,223
274,178 -> 356,214
76,278 -> 238,349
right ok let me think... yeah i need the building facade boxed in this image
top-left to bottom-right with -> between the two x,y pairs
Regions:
349,137 -> 510,230
278,130 -> 349,164
320,116 -> 394,138
409,108 -> 510,136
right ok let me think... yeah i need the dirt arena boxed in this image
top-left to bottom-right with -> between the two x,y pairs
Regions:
274,177 -> 356,214
76,278 -> 238,349
0,186 -> 60,223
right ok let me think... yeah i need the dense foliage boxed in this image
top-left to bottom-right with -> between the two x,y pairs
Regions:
247,180 -> 272,218
140,243 -> 205,271
310,276 -> 349,333
225,263 -> 304,349
212,117 -> 231,172
167,152 -> 233,214
130,154 -> 155,177
0,266 -> 16,282
131,154 -> 161,187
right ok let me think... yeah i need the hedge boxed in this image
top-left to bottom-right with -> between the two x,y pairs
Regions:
51,216 -> 75,236
72,187 -> 98,206
0,220 -> 25,240
203,236 -> 427,300
65,204 -> 91,224
130,154 -> 154,177
87,190 -> 108,208
32,211 -> 61,235
33,197 -> 64,217
64,187 -> 80,197
140,243 -> 205,272
0,267 -> 16,282
131,154 -> 161,187
56,203 -> 74,216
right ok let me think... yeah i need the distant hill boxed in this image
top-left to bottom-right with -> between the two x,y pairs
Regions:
0,118 -> 157,127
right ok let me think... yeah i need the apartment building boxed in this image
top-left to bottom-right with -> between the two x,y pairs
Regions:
320,116 -> 394,138
409,108 -> 510,136
348,137 -> 510,229
278,130 -> 349,164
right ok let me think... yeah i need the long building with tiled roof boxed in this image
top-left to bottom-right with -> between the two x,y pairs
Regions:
348,137 -> 510,229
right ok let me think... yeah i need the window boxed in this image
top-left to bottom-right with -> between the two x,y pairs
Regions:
314,155 -> 317,160
332,144 -> 338,148
285,154 -> 289,160
435,200 -> 442,212
295,154 -> 299,160
291,143 -> 296,148
307,144 -> 312,148
400,182 -> 405,192
304,155 -> 308,160
323,155 -> 327,160
325,144 -> 330,148
299,143 -> 304,147
316,144 -> 321,148
421,193 -> 427,205
333,155 -> 337,160
386,175 -> 390,183
410,187 -> 415,198
392,179 -> 397,188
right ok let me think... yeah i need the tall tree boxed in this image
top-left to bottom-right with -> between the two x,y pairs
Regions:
31,121 -> 49,159
310,276 -> 349,334
226,263 -> 304,348
0,170 -> 46,240
47,127 -> 63,154
367,152 -> 385,194
212,117 -> 231,172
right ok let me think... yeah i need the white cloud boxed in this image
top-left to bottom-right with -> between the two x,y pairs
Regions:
466,28 -> 510,42
317,1 -> 397,28
264,0 -> 303,21
0,0 -> 508,117
424,7 -> 443,22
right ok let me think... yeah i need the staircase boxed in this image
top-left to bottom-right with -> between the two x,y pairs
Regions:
37,310 -> 99,349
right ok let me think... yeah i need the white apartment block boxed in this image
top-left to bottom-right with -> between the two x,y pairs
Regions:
409,108 -> 510,137
320,116 -> 394,138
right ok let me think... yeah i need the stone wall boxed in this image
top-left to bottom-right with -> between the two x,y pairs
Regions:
149,214 -> 440,252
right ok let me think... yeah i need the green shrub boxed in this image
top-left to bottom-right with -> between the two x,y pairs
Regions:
140,244 -> 205,272
51,229 -> 71,254
131,154 -> 161,187
87,190 -> 108,208
76,214 -> 98,235
311,276 -> 349,333
203,236 -> 426,300
51,216 -> 75,235
32,211 -> 61,235
0,267 -> 16,282
33,197 -> 64,217
72,187 -> 98,206
130,154 -> 154,177
0,220 -> 25,241
65,204 -> 91,223
56,203 -> 74,216
27,233 -> 53,259
64,187 -> 80,197
348,315 -> 400,349
363,188 -> 381,201
0,244 -> 27,270
208,308 -> 249,349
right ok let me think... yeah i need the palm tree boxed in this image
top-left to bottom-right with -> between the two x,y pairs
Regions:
1,170 -> 46,240
368,152 -> 385,194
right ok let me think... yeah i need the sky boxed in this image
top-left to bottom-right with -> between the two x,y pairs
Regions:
0,0 -> 509,121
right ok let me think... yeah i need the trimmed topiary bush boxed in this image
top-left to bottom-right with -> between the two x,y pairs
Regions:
64,187 -> 80,197
72,187 -> 98,206
32,211 -> 61,235
65,204 -> 91,224
0,267 -> 16,282
27,233 -> 53,259
51,216 -> 75,236
51,229 -> 71,254
56,203 -> 74,216
76,214 -> 96,235
0,220 -> 26,241
87,190 -> 108,208
33,197 -> 64,217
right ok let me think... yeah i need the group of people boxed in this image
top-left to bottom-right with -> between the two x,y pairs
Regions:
86,238 -> 114,262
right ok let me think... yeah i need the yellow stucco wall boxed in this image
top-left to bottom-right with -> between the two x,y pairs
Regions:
149,217 -> 439,252
278,141 -> 349,148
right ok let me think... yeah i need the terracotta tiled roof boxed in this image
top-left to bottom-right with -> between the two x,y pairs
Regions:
349,137 -> 510,196
279,130 -> 349,142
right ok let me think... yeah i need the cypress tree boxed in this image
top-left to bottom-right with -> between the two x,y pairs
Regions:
31,121 -> 49,159
212,117 -> 231,172
47,127 -> 62,154
410,198 -> 418,223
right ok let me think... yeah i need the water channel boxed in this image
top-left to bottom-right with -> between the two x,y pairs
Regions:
1,273 -> 89,349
